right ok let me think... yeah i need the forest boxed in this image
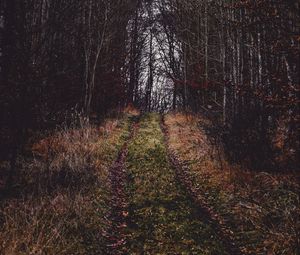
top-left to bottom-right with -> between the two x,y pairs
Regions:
0,0 -> 299,254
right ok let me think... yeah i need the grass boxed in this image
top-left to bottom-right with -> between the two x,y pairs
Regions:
1,110 -> 297,254
125,113 -> 229,255
165,113 -> 300,255
0,112 -> 133,254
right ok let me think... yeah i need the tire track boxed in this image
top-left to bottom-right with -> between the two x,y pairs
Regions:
105,116 -> 140,255
125,113 -> 229,254
160,115 -> 243,255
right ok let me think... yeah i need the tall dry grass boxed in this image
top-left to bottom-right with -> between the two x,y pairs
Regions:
0,113 -> 129,254
165,113 -> 300,255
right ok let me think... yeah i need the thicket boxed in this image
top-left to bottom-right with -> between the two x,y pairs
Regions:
156,0 -> 299,169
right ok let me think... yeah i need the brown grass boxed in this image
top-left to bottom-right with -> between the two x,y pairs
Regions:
0,114 -> 130,254
123,104 -> 140,116
165,113 -> 300,255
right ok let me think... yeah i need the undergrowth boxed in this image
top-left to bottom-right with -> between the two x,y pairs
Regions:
0,112 -> 132,254
165,113 -> 300,255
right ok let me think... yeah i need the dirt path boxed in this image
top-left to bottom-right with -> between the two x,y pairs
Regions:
123,113 -> 229,254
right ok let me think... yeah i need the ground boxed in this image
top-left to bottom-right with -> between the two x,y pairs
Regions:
0,111 -> 299,255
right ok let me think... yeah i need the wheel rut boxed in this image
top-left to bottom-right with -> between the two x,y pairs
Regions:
160,114 -> 243,255
105,116 -> 140,255
123,113 -> 229,254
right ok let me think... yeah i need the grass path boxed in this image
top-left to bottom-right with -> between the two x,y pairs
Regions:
124,113 -> 229,255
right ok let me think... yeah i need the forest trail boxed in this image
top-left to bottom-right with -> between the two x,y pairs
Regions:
112,113 -> 230,254
0,112 -> 298,255
1,0 -> 299,253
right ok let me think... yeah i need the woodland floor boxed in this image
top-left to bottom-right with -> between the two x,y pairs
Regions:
0,111 -> 299,255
